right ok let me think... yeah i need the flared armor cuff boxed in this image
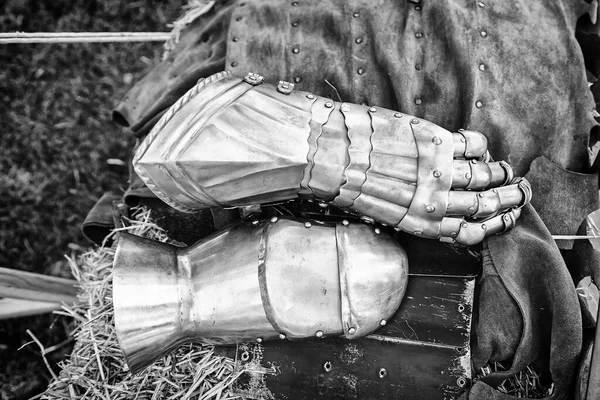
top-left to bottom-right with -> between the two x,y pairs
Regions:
113,218 -> 408,373
133,71 -> 531,244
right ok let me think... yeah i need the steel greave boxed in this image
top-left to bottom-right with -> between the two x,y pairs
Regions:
113,219 -> 408,373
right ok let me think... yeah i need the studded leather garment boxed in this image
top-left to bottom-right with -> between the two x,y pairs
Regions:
106,1 -> 599,398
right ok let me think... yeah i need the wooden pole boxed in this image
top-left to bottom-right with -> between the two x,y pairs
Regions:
0,32 -> 170,44
0,298 -> 63,320
0,267 -> 77,304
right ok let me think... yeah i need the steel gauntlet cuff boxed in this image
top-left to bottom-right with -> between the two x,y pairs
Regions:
134,71 -> 531,244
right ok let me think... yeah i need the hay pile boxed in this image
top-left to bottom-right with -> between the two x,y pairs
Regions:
39,207 -> 243,400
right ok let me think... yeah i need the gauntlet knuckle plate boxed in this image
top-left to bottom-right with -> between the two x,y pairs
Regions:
459,129 -> 488,158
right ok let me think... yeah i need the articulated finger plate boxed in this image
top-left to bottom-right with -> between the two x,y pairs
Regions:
447,177 -> 532,219
451,159 -> 514,190
439,208 -> 522,245
453,129 -> 488,159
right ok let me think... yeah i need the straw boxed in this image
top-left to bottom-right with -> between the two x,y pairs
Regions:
162,0 -> 216,60
37,203 -> 551,398
40,206 -> 242,399
478,361 -> 553,398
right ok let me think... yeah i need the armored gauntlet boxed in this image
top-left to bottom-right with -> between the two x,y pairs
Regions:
113,218 -> 408,373
134,71 -> 531,244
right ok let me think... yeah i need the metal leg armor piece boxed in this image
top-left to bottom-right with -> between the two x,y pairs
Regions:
113,218 -> 409,374
133,71 -> 531,244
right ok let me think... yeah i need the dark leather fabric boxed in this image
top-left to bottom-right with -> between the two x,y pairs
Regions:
81,191 -> 122,245
526,155 -> 599,249
473,205 -> 582,399
85,1 -> 600,398
562,221 -> 600,290
112,1 -> 233,136
112,0 -> 599,238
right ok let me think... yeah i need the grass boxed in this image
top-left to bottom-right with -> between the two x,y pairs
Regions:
0,1 -> 185,398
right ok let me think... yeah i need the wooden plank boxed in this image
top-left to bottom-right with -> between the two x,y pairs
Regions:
231,337 -> 469,400
0,298 -> 63,319
376,275 -> 475,347
399,232 -> 481,277
0,267 -> 77,304
224,275 -> 475,400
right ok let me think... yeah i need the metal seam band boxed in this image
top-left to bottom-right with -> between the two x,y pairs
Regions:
335,223 -> 355,338
351,109 -> 416,225
257,222 -> 284,334
177,254 -> 195,334
333,103 -> 373,208
299,97 -> 334,197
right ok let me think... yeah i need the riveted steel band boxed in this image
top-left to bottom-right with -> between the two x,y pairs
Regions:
337,222 -> 355,338
299,97 -> 334,197
333,103 -> 373,208
309,103 -> 351,200
352,107 -> 418,226
260,219 -> 343,338
397,119 -> 454,238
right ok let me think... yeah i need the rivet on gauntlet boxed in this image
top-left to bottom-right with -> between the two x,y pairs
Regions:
134,71 -> 531,245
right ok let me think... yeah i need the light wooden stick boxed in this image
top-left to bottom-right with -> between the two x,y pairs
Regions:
0,267 -> 77,304
0,32 -> 170,44
0,298 -> 63,319
552,235 -> 600,240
